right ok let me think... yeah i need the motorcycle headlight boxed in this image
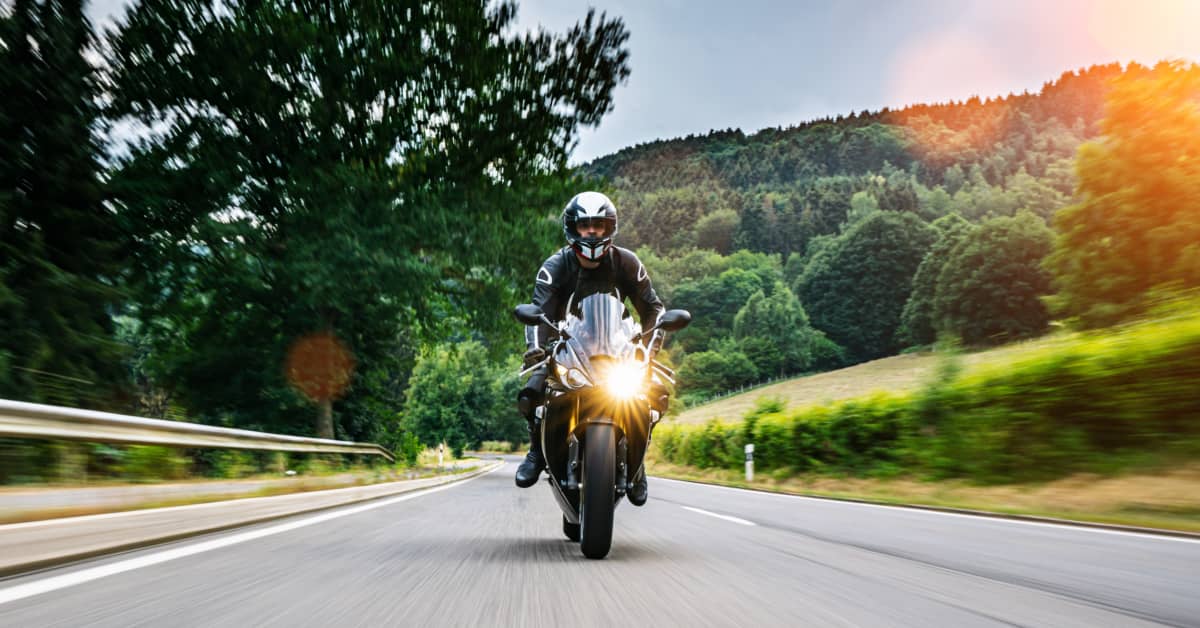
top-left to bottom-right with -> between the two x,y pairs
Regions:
556,364 -> 591,389
604,360 -> 646,400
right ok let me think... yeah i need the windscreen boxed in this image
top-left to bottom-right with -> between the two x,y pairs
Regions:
565,293 -> 632,359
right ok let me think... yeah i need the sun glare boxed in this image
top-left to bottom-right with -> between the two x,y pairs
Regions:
1087,0 -> 1200,63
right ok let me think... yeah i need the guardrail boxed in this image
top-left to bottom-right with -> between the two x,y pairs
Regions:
0,399 -> 394,462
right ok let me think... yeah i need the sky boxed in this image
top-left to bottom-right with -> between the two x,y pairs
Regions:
516,0 -> 1200,163
87,0 -> 1200,165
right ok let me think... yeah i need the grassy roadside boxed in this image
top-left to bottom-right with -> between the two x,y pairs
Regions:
671,333 -> 1075,425
0,459 -> 491,525
647,459 -> 1200,534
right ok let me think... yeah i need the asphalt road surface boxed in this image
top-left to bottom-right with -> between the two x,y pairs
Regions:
1,456 -> 1197,627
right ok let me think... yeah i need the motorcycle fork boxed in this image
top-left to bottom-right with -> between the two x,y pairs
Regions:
566,433 -> 580,490
616,435 -> 628,497
566,424 -> 627,495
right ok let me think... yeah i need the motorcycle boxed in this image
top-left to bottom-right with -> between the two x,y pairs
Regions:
513,293 -> 691,559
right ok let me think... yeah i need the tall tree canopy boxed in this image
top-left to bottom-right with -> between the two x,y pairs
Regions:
400,342 -> 522,456
1049,61 -> 1200,326
733,282 -> 824,377
897,213 -> 975,347
934,211 -> 1054,345
0,0 -> 124,405
107,0 -> 629,437
798,212 -> 936,362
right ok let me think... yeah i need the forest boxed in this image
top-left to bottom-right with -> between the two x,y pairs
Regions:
584,61 -> 1199,405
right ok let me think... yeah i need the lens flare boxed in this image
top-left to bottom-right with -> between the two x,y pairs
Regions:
285,332 -> 356,402
605,361 -> 645,400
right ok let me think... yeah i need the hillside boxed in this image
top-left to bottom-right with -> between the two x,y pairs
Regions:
582,63 -> 1129,261
569,62 -> 1184,408
671,335 -> 1072,425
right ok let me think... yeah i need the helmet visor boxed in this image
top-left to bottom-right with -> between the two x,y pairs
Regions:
573,217 -> 615,239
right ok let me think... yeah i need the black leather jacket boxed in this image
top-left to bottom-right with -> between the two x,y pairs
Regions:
525,246 -> 664,351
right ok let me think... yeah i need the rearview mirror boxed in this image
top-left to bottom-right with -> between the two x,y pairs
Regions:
658,309 -> 691,332
513,304 -> 545,326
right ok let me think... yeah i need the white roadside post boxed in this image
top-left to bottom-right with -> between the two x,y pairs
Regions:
438,443 -> 444,470
744,443 -> 754,482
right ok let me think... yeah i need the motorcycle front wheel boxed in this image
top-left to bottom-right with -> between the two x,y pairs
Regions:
579,423 -> 615,559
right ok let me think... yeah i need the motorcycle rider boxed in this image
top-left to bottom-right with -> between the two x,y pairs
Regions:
515,191 -> 666,506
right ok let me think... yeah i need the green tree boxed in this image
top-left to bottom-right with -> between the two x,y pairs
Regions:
0,0 -> 125,406
400,342 -> 523,453
733,282 -> 822,377
842,190 -> 880,229
798,212 -> 936,362
671,268 -> 765,353
107,1 -> 629,437
677,347 -> 758,398
934,211 -> 1054,345
1049,61 -> 1200,326
693,208 -> 740,254
942,164 -> 966,194
897,214 -> 975,347
1007,166 -> 1068,222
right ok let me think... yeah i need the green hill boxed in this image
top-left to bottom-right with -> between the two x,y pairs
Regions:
670,335 -> 1071,425
583,63 -> 1127,261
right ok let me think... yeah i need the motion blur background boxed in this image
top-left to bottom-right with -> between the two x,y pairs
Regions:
1,0 -> 1198,531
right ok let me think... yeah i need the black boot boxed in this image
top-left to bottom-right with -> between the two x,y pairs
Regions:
627,468 -> 648,506
515,423 -> 545,488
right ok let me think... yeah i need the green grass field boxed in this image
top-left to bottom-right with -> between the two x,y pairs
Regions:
670,333 -> 1075,425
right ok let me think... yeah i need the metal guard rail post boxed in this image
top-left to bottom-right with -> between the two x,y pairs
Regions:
0,399 -> 394,462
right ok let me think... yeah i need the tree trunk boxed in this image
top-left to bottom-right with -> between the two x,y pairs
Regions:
317,398 -> 334,439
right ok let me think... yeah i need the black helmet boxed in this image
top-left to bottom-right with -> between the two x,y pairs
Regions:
562,191 -> 618,261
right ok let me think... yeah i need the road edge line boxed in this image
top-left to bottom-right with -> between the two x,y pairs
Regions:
0,460 -> 505,580
651,474 -> 1200,541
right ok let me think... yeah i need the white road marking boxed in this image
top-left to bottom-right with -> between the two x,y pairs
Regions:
0,474 -> 450,531
654,476 -> 1200,544
681,506 -> 756,526
0,464 -> 503,606
1,463 -> 502,532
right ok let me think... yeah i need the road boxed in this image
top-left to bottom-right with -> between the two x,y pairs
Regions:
1,456 -> 1197,627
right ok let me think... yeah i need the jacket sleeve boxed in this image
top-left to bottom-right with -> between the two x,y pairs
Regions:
525,252 -> 564,350
620,249 -> 664,333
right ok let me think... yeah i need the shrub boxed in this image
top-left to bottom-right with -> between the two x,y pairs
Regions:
750,412 -> 795,471
122,446 -> 191,482
206,449 -> 260,478
654,305 -> 1200,483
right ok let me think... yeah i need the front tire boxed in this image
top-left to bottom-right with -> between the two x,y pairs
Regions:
579,423 -> 616,559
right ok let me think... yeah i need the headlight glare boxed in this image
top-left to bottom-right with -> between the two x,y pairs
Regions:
605,361 -> 645,400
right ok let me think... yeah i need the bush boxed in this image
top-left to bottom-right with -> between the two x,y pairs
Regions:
823,394 -> 909,472
395,432 -> 423,467
653,306 -> 1200,483
122,446 -> 191,482
678,349 -> 759,396
680,420 -> 743,469
750,412 -> 795,471
654,424 -> 684,463
205,449 -> 260,478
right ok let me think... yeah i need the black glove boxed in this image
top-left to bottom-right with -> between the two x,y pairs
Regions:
522,347 -> 547,368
